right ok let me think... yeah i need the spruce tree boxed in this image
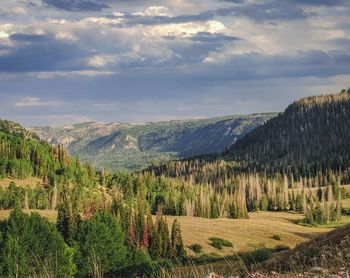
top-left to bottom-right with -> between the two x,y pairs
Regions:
170,219 -> 186,259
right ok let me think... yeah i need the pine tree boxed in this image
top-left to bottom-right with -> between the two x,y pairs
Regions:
159,216 -> 170,258
170,219 -> 186,259
56,192 -> 80,246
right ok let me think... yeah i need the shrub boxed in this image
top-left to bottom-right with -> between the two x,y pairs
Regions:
209,237 -> 233,250
188,244 -> 203,254
272,234 -> 281,241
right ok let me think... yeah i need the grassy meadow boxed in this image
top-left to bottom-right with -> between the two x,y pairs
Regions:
1,205 -> 350,256
0,177 -> 42,188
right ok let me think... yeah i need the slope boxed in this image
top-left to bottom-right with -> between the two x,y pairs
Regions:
226,89 -> 350,175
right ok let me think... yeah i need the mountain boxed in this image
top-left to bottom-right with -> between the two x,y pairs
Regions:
30,113 -> 275,171
225,89 -> 350,175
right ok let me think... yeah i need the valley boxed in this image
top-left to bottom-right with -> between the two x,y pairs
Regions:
2,0 -> 350,276
0,89 -> 350,277
30,114 -> 275,171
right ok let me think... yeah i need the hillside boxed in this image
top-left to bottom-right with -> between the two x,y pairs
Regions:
0,120 -> 58,180
31,113 -> 275,171
0,119 -> 39,140
148,89 -> 350,225
260,223 -> 350,277
225,89 -> 350,175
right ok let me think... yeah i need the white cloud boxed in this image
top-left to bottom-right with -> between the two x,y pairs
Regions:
0,31 -> 9,39
112,11 -> 125,17
55,31 -> 77,41
86,55 -> 117,68
82,17 -> 124,25
151,20 -> 227,39
133,6 -> 169,17
14,97 -> 61,108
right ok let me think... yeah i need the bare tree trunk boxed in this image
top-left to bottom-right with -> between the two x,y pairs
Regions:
24,188 -> 29,210
51,185 -> 57,210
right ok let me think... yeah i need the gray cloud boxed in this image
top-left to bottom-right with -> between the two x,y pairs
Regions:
42,0 -> 110,11
0,33 -> 87,72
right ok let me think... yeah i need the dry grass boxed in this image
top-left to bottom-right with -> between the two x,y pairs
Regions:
164,211 -> 350,256
0,209 -> 57,222
343,184 -> 350,193
0,177 -> 42,188
342,198 -> 350,209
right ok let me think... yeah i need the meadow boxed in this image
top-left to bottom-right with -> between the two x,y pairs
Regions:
1,205 -> 349,256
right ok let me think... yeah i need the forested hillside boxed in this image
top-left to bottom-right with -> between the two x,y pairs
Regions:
0,119 -> 190,276
0,119 -> 38,140
148,89 -> 350,226
31,113 -> 275,171
226,89 -> 350,176
0,119 -> 63,180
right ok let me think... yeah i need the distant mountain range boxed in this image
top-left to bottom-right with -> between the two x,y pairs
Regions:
30,114 -> 275,171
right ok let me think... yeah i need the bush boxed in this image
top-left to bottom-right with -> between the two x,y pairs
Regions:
0,209 -> 76,277
209,237 -> 233,250
188,244 -> 203,254
272,234 -> 281,241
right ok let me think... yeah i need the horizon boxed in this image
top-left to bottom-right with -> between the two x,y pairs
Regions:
26,111 -> 278,128
1,0 -> 350,126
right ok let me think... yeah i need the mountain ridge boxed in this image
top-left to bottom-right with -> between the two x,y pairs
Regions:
30,113 -> 276,171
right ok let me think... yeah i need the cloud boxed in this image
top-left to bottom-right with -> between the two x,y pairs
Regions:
86,55 -> 116,68
9,33 -> 51,42
0,0 -> 349,126
0,31 -> 9,39
14,97 -> 61,108
0,32 -> 88,72
11,7 -> 28,15
132,6 -> 169,17
42,0 -> 110,12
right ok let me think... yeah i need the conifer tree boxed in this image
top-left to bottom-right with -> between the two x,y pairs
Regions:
141,217 -> 149,249
170,219 -> 186,259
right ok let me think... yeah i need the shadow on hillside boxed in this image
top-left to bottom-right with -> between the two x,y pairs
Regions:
291,231 -> 319,240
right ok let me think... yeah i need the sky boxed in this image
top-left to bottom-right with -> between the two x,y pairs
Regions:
0,0 -> 350,126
